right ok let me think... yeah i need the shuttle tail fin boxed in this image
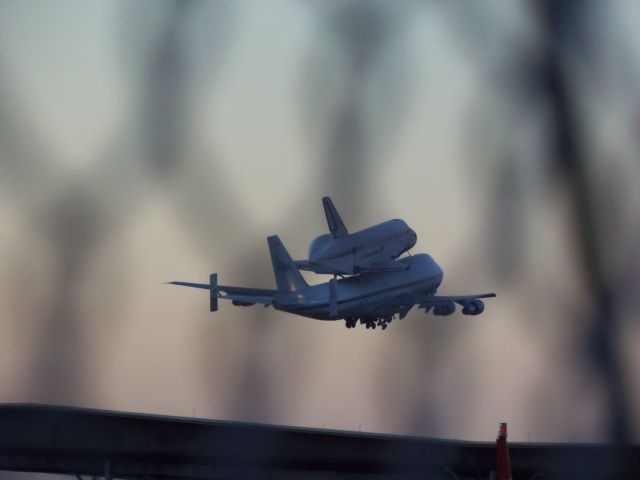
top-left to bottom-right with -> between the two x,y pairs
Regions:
322,196 -> 348,238
267,235 -> 308,292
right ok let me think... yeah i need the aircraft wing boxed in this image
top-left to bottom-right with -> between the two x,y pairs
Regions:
418,293 -> 496,315
167,281 -> 277,306
419,293 -> 496,304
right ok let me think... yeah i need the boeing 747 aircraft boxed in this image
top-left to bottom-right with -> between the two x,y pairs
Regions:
169,235 -> 495,330
294,197 -> 417,275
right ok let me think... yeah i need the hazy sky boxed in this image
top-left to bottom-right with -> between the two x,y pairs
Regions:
1,0 -> 639,445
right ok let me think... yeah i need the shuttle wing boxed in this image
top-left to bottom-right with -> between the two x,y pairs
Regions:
293,259 -> 407,274
358,261 -> 409,273
293,260 -> 314,271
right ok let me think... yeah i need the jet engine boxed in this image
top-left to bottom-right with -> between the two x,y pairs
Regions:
433,301 -> 455,316
461,299 -> 484,315
232,300 -> 255,307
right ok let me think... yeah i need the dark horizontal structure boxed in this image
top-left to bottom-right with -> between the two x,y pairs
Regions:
1,404 -> 639,479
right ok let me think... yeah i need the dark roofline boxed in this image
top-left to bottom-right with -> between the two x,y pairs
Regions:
0,402 -> 491,446
1,404 -> 639,479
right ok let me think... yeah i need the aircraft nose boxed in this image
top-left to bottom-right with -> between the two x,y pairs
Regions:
431,257 -> 444,284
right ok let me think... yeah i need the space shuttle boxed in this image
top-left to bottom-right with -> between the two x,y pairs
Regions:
294,197 -> 417,276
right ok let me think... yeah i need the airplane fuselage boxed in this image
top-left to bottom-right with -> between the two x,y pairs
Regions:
307,219 -> 417,275
274,253 -> 442,320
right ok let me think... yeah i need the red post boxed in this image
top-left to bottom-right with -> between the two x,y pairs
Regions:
496,423 -> 512,480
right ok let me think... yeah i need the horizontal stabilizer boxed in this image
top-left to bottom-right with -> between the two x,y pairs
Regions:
167,279 -> 277,307
167,281 -> 209,289
218,285 -> 276,305
294,260 -> 314,271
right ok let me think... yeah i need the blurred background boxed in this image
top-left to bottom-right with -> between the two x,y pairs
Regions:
1,0 -> 639,449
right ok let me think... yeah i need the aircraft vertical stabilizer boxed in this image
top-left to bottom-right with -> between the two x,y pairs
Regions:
322,196 -> 348,238
267,235 -> 308,292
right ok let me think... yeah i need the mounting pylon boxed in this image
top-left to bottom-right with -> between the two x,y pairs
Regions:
496,423 -> 512,480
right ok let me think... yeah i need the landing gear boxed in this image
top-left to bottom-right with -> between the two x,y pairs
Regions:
358,317 -> 376,329
376,315 -> 393,330
354,315 -> 394,330
345,315 -> 395,330
344,317 -> 358,329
